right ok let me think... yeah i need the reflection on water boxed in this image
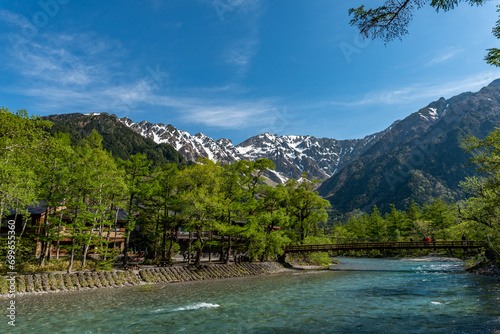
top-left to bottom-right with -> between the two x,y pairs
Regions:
2,258 -> 500,333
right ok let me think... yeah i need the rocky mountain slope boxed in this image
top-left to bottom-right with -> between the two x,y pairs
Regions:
317,79 -> 500,214
120,118 -> 393,183
43,79 -> 500,215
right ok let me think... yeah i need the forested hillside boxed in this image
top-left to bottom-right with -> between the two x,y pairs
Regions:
319,80 -> 500,215
44,113 -> 186,167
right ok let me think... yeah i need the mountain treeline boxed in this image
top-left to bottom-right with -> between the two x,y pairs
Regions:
319,81 -> 500,215
0,107 -> 331,273
44,113 -> 186,168
329,126 -> 500,259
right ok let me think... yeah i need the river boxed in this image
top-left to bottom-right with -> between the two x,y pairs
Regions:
2,258 -> 500,333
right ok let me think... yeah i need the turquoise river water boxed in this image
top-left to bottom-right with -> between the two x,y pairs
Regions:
2,258 -> 500,333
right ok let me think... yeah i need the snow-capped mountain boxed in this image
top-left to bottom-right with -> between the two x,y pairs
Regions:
120,118 -> 241,164
119,117 -> 391,183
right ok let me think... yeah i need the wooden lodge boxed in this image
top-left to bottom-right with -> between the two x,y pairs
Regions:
1,202 -> 128,257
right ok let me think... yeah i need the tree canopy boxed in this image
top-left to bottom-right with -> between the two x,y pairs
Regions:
460,126 -> 500,255
349,0 -> 500,66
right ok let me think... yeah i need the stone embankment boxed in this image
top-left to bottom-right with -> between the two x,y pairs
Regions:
466,258 -> 500,279
0,262 -> 284,296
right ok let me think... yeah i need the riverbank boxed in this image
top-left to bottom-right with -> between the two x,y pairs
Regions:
0,262 -> 285,296
465,257 -> 500,279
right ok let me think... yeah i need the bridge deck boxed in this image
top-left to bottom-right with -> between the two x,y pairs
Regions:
285,241 -> 486,253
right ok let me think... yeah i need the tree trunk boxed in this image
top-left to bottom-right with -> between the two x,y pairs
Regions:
219,235 -> 225,262
225,236 -> 232,264
162,219 -> 168,260
195,230 -> 205,266
168,227 -> 176,262
19,217 -> 29,238
39,207 -> 50,266
67,236 -> 75,274
81,231 -> 93,270
122,194 -> 134,266
188,231 -> 192,264
56,211 -> 63,260
153,218 -> 160,260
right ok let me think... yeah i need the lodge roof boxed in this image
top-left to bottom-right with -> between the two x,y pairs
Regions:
7,201 -> 129,221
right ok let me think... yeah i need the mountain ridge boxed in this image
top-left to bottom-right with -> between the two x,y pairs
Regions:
119,117 -> 393,183
317,79 -> 500,214
42,79 -> 500,216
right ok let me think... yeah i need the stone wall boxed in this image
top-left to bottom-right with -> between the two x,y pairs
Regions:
0,262 -> 283,295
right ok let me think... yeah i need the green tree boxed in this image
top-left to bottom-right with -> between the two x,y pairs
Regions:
219,159 -> 277,263
385,204 -> 407,240
460,127 -> 500,255
178,159 -> 222,265
405,201 -> 423,232
422,198 -> 456,239
148,163 -> 181,263
367,205 -> 388,241
348,1 -> 499,66
343,209 -> 369,241
285,173 -> 330,244
117,153 -> 153,266
216,160 -> 249,263
0,108 -> 52,217
64,131 -> 126,272
35,133 -> 74,266
255,183 -> 291,261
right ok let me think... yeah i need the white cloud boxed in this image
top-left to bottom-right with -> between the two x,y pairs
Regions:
150,93 -> 279,129
0,9 -> 32,30
318,71 -> 500,108
225,37 -> 258,75
2,28 -> 280,130
425,48 -> 464,67
4,31 -> 125,88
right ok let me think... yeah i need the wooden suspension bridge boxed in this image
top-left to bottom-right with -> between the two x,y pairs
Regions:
284,240 -> 486,254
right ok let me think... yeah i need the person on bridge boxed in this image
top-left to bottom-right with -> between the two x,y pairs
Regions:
462,233 -> 467,241
426,236 -> 431,242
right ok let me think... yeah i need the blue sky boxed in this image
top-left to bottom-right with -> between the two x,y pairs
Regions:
1,0 -> 500,145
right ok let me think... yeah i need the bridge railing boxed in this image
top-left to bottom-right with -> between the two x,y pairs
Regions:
284,241 -> 486,253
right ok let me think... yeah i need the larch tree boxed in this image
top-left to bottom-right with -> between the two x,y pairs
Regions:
65,131 -> 126,273
117,153 -> 154,266
0,108 -> 52,218
285,173 -> 330,244
177,159 -> 223,266
35,133 -> 74,266
150,163 -> 181,263
460,126 -> 500,256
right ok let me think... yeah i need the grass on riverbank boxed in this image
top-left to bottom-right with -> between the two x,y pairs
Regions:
0,258 -> 99,274
287,252 -> 338,267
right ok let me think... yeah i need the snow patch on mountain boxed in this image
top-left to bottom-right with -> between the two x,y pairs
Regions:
119,117 -> 388,182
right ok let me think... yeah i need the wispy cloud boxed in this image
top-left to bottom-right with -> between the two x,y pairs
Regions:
0,9 -> 32,31
213,0 -> 264,77
3,29 -> 125,88
1,26 -> 282,130
317,71 -> 500,108
149,93 -> 279,129
425,48 -> 464,67
224,37 -> 258,75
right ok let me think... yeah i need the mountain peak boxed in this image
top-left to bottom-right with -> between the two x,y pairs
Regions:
487,79 -> 500,88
